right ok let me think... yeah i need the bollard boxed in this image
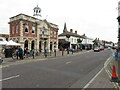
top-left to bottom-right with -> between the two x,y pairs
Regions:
45,52 -> 47,58
72,51 -> 73,54
67,49 -> 69,54
62,50 -> 64,56
55,51 -> 56,57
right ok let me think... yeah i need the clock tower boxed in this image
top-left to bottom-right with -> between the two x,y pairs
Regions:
33,5 -> 41,18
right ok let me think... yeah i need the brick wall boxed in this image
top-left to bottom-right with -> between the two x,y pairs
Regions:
10,20 -> 20,37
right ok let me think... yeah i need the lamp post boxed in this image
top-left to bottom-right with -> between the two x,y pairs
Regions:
117,17 -> 120,82
66,34 -> 70,54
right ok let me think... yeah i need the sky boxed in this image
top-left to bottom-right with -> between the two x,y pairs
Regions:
0,0 -> 119,43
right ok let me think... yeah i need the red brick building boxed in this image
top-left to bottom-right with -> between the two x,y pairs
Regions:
9,14 -> 58,52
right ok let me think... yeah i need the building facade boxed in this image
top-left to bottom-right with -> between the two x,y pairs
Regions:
58,23 -> 94,50
58,29 -> 81,49
58,23 -> 84,49
9,14 -> 58,52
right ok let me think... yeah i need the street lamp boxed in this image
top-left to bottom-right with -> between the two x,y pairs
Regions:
66,34 -> 70,54
117,15 -> 120,83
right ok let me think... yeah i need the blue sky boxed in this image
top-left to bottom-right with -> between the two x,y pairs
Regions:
0,0 -> 119,43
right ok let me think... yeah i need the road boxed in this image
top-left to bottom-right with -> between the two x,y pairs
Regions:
2,49 -> 112,88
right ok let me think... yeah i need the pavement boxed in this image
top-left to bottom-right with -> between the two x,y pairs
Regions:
86,50 -> 120,89
1,49 -> 119,89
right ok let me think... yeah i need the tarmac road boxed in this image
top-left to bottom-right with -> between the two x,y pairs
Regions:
2,49 -> 112,88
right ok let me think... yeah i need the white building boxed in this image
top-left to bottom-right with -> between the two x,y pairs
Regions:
58,23 -> 83,49
58,30 -> 80,49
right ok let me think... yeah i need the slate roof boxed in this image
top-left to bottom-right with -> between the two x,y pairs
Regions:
58,31 -> 85,38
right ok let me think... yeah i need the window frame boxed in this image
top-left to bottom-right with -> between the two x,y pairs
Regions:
12,25 -> 14,34
32,26 -> 35,34
24,24 -> 29,33
16,24 -> 18,33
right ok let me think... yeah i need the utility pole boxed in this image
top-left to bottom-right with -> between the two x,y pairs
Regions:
117,1 -> 120,83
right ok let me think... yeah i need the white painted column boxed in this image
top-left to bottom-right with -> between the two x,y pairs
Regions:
36,22 -> 40,52
56,40 -> 58,51
52,42 -> 54,52
29,41 -> 31,50
47,39 -> 50,52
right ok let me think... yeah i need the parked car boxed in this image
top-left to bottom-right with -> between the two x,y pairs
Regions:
69,48 -> 77,52
94,47 -> 100,52
99,46 -> 104,51
108,47 -> 111,50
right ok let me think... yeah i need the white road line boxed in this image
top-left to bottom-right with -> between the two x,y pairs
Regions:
66,61 -> 72,64
83,55 -> 113,89
82,68 -> 104,89
0,75 -> 20,82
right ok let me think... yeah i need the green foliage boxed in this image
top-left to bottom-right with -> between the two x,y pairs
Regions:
77,39 -> 82,43
93,40 -> 98,45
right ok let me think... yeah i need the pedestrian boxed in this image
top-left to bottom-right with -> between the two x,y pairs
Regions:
30,49 -> 35,59
18,46 -> 23,59
16,49 -> 19,59
44,47 -> 47,57
0,53 -> 3,64
54,46 -> 57,56
114,48 -> 118,61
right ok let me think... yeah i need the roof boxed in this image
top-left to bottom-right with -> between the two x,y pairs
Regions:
10,14 -> 58,29
0,34 -> 9,36
10,13 -> 38,20
58,31 -> 83,38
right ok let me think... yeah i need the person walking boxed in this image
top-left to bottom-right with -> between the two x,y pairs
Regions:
115,48 -> 118,61
44,47 -> 47,57
18,46 -> 23,60
16,49 -> 19,59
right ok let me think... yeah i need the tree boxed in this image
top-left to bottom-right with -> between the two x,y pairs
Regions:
93,39 -> 98,46
77,39 -> 82,43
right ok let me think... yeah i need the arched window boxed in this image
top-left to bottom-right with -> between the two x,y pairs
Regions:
16,24 -> 18,33
12,25 -> 14,34
32,26 -> 35,34
24,40 -> 29,48
25,24 -> 29,33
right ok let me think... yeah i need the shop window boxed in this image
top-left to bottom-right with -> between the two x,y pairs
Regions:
25,24 -> 29,33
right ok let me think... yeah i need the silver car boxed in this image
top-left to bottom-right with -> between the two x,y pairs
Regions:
94,47 -> 100,52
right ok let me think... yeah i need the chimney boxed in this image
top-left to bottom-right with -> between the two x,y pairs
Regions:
75,31 -> 77,34
70,29 -> 73,33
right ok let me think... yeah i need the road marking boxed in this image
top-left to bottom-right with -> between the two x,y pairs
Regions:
104,56 -> 113,68
0,75 -> 20,81
83,55 -> 113,89
82,68 -> 104,89
66,61 -> 72,64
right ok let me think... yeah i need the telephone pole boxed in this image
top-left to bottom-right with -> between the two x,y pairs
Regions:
117,1 -> 120,83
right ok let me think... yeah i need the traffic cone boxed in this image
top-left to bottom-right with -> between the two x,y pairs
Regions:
111,65 -> 119,82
